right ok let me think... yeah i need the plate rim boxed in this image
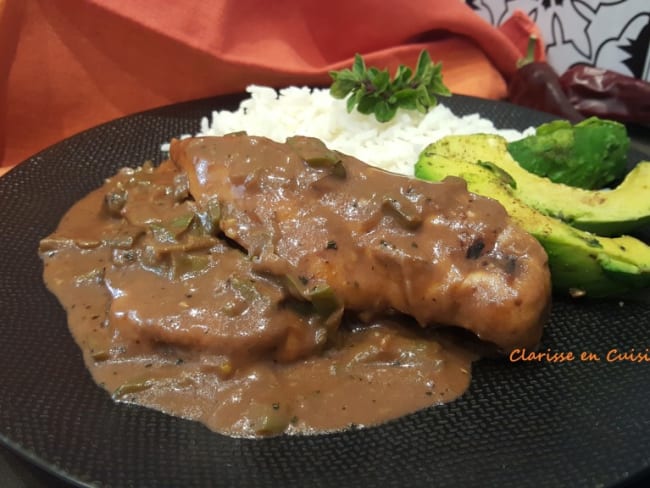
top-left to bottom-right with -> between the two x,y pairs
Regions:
1,92 -> 649,488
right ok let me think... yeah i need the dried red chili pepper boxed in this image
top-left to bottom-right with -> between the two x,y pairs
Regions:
559,65 -> 650,125
507,37 -> 584,123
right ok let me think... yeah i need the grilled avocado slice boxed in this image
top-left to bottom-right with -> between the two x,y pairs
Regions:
506,117 -> 629,190
427,134 -> 650,237
414,151 -> 650,297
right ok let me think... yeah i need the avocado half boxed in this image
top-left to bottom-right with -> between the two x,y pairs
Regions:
414,149 -> 650,297
428,134 -> 650,237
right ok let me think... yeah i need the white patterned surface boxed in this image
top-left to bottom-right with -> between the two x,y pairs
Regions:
467,0 -> 650,80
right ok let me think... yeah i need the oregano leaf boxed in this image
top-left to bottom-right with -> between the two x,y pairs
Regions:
328,50 -> 451,123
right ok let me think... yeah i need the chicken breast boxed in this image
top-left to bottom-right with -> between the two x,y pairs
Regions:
170,134 -> 551,352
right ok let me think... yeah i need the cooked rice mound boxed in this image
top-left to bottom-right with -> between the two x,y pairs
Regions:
164,85 -> 533,176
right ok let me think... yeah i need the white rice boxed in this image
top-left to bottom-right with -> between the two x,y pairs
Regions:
163,85 -> 534,176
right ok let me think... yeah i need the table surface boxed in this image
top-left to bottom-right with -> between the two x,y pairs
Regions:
1,123 -> 649,488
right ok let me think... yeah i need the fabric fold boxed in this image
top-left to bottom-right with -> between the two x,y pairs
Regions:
0,0 -> 541,168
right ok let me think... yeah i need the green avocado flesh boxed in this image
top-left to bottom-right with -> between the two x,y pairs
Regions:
427,134 -> 650,237
414,150 -> 650,297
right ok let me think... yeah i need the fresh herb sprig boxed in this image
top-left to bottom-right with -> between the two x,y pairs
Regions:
329,50 -> 451,123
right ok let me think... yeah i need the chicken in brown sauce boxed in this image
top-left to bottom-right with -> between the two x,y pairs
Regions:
171,134 -> 551,352
39,134 -> 551,437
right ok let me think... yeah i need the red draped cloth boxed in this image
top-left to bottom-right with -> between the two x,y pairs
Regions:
0,0 -> 543,170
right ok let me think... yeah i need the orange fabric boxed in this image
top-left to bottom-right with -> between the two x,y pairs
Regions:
0,0 -> 540,168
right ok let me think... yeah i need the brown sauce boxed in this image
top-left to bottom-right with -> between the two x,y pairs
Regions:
40,161 -> 475,437
41,161 -> 474,436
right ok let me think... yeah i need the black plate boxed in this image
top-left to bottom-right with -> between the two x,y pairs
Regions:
1,93 -> 649,488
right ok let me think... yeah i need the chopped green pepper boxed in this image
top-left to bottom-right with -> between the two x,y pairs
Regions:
248,402 -> 291,436
286,136 -> 347,178
381,196 -> 422,230
112,379 -> 153,399
306,284 -> 341,319
171,253 -> 210,278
